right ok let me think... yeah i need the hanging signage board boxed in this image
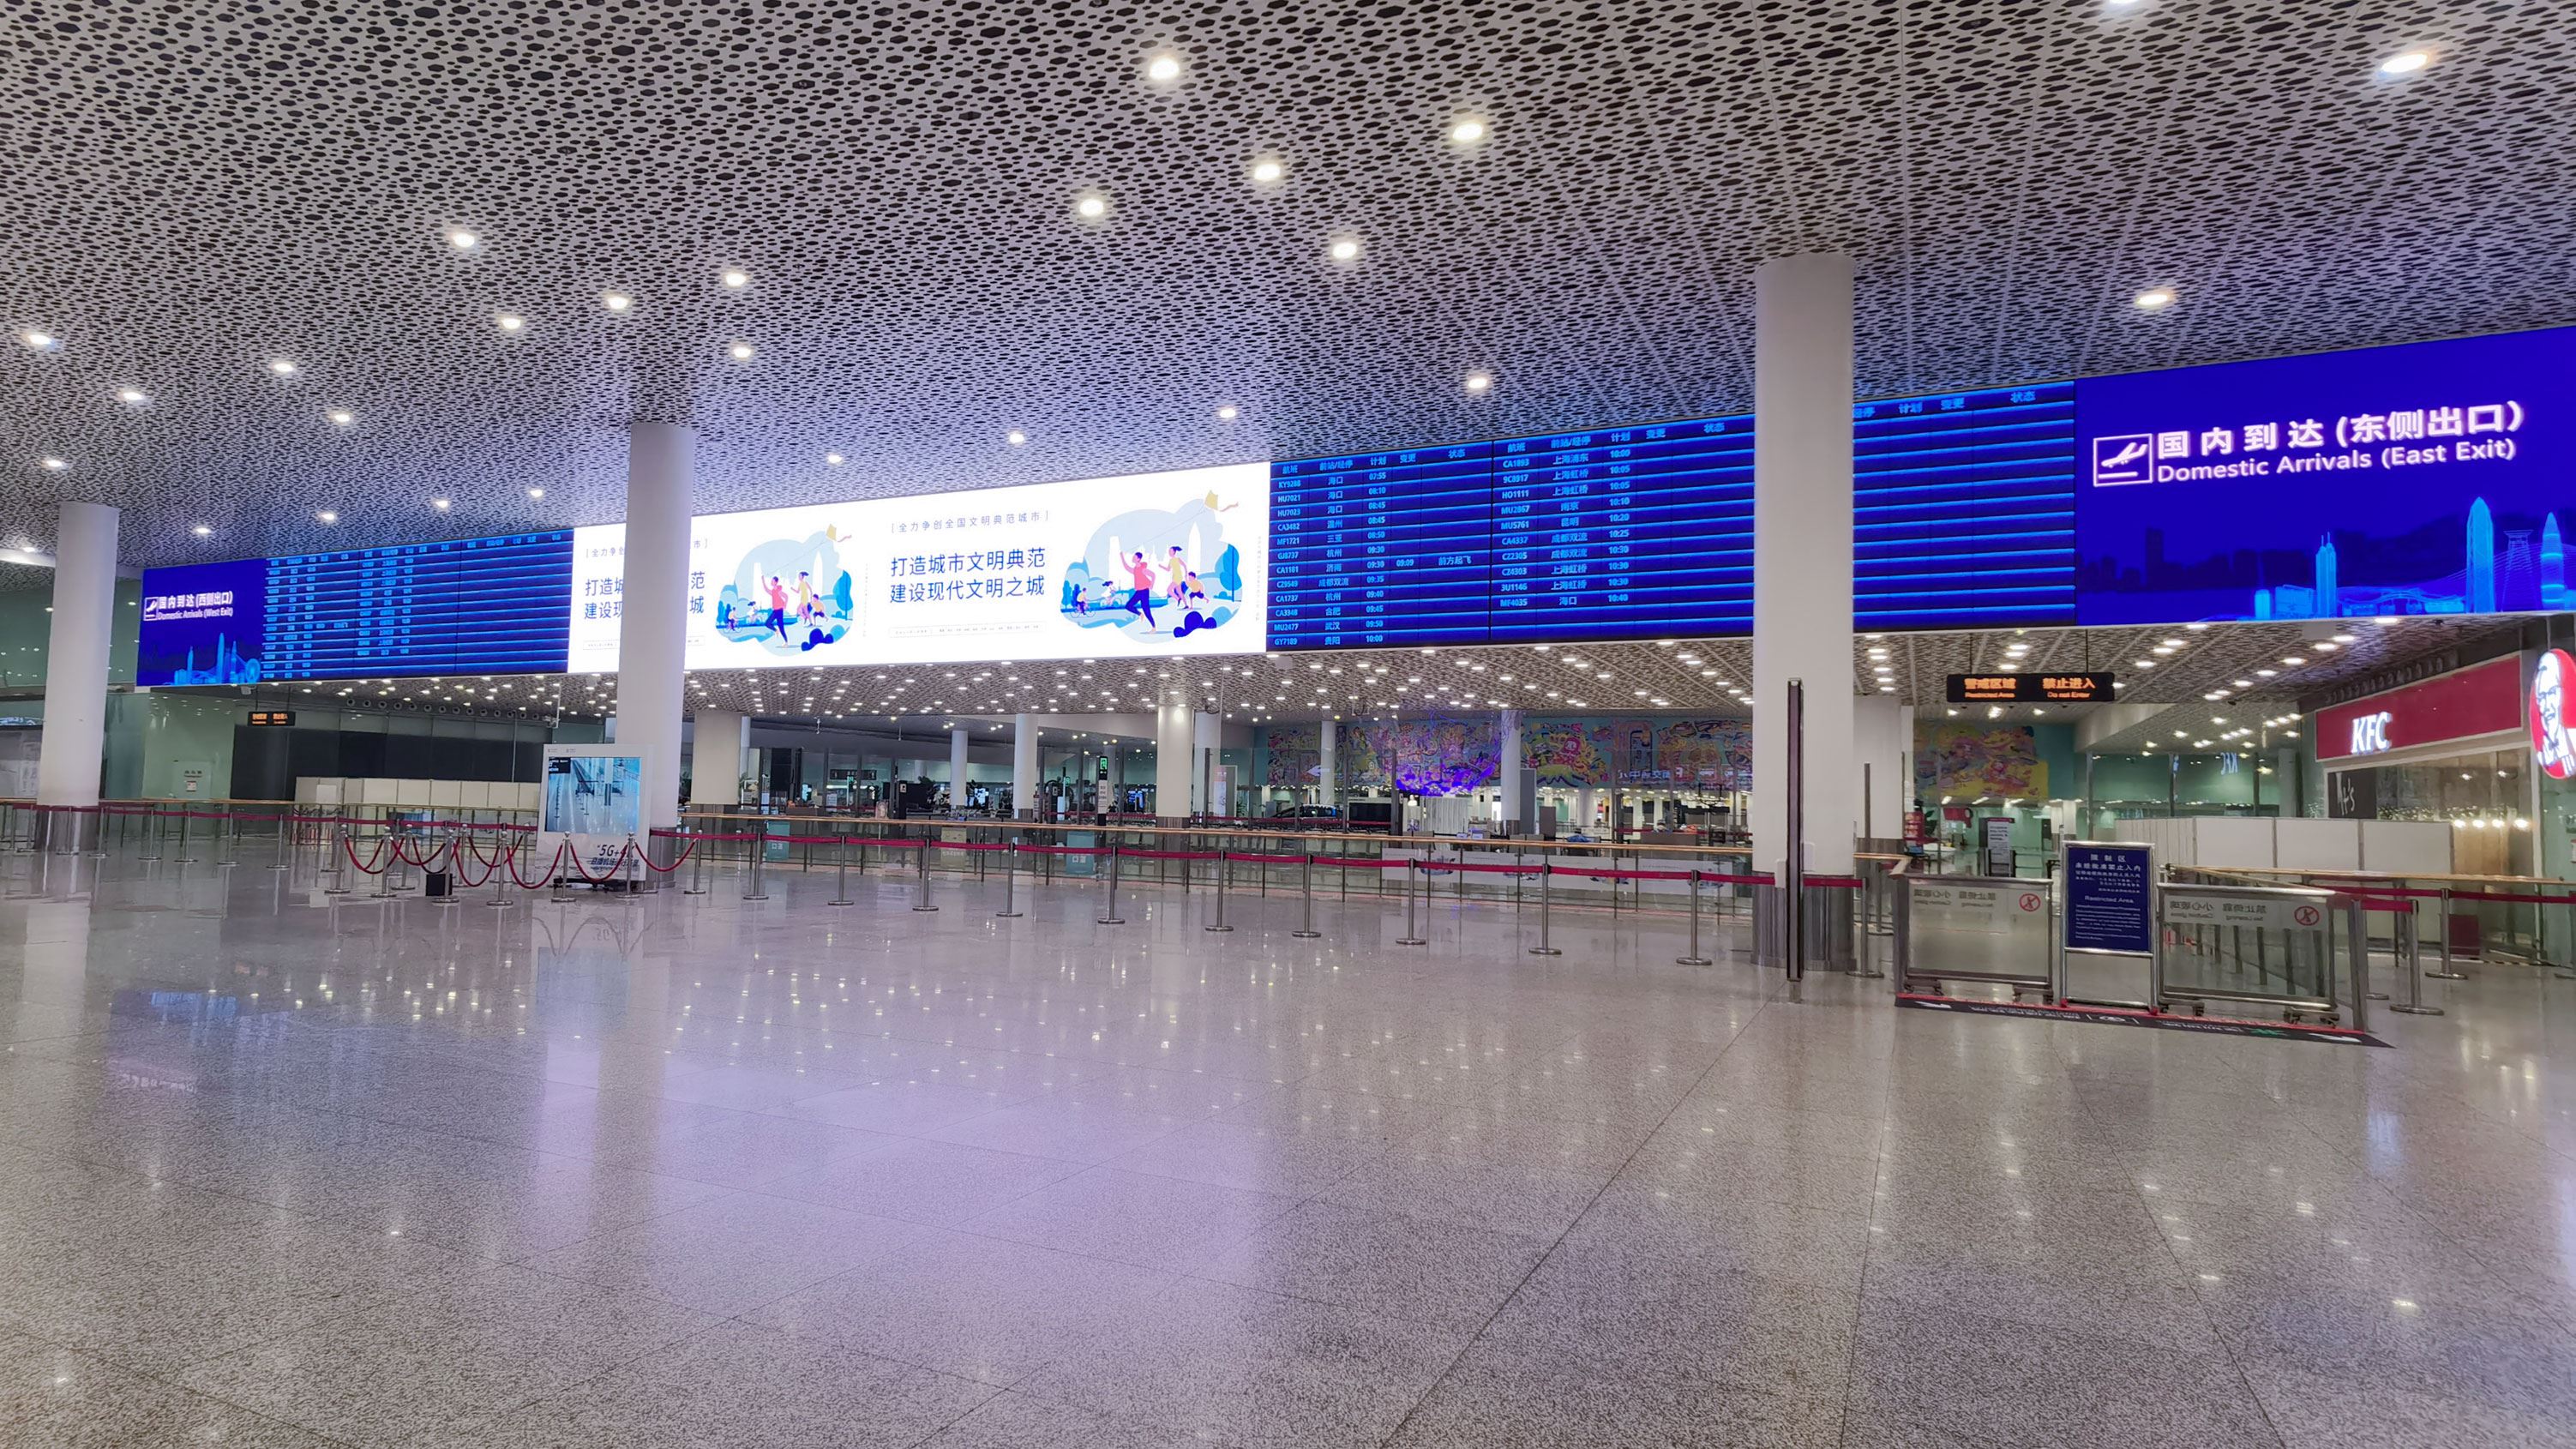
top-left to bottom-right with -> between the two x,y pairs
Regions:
1947,672 -> 2115,704
247,709 -> 297,727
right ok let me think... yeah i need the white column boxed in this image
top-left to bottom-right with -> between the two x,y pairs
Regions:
1751,253 -> 1858,876
1318,718 -> 1338,808
617,423 -> 694,836
1012,714 -> 1039,819
37,502 -> 117,817
949,727 -> 970,813
1851,696 -> 1913,840
1156,699 -> 1195,820
1192,711 -> 1221,815
690,708 -> 749,804
1497,710 -> 1524,830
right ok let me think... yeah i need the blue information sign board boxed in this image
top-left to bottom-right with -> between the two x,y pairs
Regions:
2063,841 -> 2156,955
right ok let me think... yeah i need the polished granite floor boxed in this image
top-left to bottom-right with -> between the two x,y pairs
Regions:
1,845 -> 2573,1447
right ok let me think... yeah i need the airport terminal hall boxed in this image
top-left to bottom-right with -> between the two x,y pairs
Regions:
6,3 -> 2576,1446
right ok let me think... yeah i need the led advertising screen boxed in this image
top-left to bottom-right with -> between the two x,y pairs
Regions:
2074,326 -> 2573,624
567,462 -> 1270,671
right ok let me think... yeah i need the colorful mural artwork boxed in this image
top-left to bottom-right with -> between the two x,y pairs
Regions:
1264,715 -> 1758,794
1336,718 -> 1501,796
1525,720 -> 1610,783
1917,723 -> 2049,800
1261,723 -> 1320,786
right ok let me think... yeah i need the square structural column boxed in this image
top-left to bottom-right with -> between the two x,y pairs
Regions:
617,423 -> 694,844
1852,695 -> 1913,842
1750,253 -> 1858,877
1156,698 -> 1196,820
689,708 -> 750,807
1497,710 -> 1524,831
36,502 -> 119,846
1318,717 -> 1338,810
1012,714 -> 1039,819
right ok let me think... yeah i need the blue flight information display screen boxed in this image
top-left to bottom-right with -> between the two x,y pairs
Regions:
137,531 -> 575,685
1492,418 -> 1755,640
1267,444 -> 1494,646
1853,382 -> 2078,630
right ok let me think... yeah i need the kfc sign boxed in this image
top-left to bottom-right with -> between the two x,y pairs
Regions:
2533,649 -> 2576,781
2314,655 -> 2523,762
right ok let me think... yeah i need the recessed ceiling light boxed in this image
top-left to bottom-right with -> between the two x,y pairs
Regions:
495,313 -> 526,334
19,330 -> 60,352
600,292 -> 634,313
431,497 -> 451,512
2376,48 -> 2435,77
444,228 -> 479,251
192,525 -> 212,538
1215,405 -> 1240,421
1464,372 -> 1494,394
1141,48 -> 1183,85
720,268 -> 750,289
267,358 -> 297,376
728,341 -> 756,362
1247,155 -> 1285,188
526,487 -> 544,499
326,409 -> 355,427
114,387 -> 148,406
1328,235 -> 1364,265
38,456 -> 69,472
315,510 -> 338,524
1006,430 -> 1028,446
1447,115 -> 1489,147
825,452 -> 844,466
1073,190 -> 1109,222
2133,287 -> 2177,311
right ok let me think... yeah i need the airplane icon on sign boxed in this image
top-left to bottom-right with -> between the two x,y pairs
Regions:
2092,434 -> 2153,485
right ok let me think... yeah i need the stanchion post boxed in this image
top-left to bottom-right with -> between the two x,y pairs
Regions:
140,804 -> 163,863
1097,845 -> 1125,925
685,833 -> 709,895
270,811 -> 292,871
1396,858 -> 1427,946
325,827 -> 353,894
1528,861 -> 1561,956
830,833 -> 854,907
743,830 -> 771,902
911,840 -> 939,911
1678,869 -> 1712,966
996,840 -> 1022,918
2387,901 -> 2441,1015
2343,897 -> 2372,1034
486,839 -> 515,909
175,807 -> 195,864
1293,853 -> 1320,939
2425,887 -> 2465,979
1206,851 -> 1235,933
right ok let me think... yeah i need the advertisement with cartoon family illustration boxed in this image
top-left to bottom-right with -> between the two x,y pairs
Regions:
566,462 -> 1267,670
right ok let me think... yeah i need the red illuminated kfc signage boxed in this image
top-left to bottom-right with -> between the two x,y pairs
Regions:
2314,655 -> 2524,762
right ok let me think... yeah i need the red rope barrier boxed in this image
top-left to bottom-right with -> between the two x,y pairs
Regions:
341,833 -> 391,876
564,841 -> 636,884
639,836 -> 697,874
507,840 -> 569,890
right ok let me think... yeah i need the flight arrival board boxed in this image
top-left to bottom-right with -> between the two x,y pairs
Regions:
1853,382 -> 2077,630
1266,444 -> 1494,647
262,531 -> 574,680
1494,418 -> 1754,640
1266,387 -> 2068,648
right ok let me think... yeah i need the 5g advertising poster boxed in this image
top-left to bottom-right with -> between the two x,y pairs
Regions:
2074,326 -> 2573,625
566,462 -> 1270,672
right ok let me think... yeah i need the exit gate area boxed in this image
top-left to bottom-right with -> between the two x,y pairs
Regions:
1895,869 -> 2403,1043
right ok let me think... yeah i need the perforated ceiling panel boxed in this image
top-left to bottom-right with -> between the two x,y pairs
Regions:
3,1 -> 2569,570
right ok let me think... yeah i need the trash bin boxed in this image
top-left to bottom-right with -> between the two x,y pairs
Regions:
424,869 -> 453,899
